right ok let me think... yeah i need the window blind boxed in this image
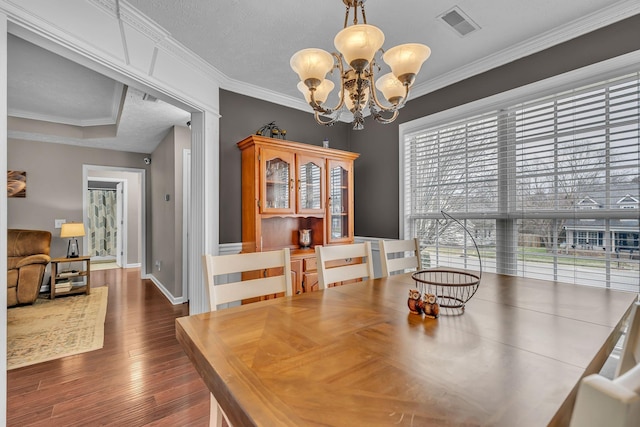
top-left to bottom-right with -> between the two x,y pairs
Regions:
403,71 -> 640,291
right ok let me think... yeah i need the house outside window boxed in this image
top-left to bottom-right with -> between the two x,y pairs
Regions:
401,68 -> 640,292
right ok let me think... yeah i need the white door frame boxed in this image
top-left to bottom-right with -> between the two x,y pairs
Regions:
115,181 -> 124,267
83,165 -> 145,275
182,148 -> 191,300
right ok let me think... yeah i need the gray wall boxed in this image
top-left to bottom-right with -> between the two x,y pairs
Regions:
219,15 -> 640,243
350,13 -> 640,239
7,139 -> 149,259
219,90 -> 351,244
150,126 -> 190,297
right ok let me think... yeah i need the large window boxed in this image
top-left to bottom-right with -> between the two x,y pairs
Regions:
401,66 -> 640,292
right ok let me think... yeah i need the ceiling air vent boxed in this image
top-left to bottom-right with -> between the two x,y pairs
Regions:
439,7 -> 480,37
142,93 -> 158,102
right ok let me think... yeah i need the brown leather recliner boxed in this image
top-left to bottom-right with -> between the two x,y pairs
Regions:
7,229 -> 52,307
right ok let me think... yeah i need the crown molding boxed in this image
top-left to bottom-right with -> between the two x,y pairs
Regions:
217,73 -> 311,113
214,0 -> 640,121
8,110 -> 115,127
4,0 -> 637,118
410,0 -> 640,99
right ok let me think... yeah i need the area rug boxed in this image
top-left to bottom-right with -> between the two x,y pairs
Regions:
7,286 -> 109,370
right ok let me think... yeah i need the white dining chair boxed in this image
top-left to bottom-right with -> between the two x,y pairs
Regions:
616,301 -> 640,378
569,363 -> 640,427
378,238 -> 423,277
201,248 -> 293,426
315,242 -> 374,290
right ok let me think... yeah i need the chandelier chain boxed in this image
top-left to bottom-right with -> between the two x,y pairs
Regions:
360,1 -> 367,24
344,5 -> 349,28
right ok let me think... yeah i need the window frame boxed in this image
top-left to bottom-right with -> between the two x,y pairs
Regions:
399,51 -> 640,288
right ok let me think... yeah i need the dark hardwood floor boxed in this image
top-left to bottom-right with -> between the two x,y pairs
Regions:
7,267 -> 210,426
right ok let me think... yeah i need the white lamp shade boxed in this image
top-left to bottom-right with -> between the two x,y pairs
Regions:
334,24 -> 384,68
297,79 -> 335,104
290,48 -> 334,84
383,43 -> 431,81
375,73 -> 405,104
344,89 -> 369,112
60,222 -> 86,238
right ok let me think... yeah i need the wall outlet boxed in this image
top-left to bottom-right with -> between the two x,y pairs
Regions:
55,219 -> 66,229
155,260 -> 162,271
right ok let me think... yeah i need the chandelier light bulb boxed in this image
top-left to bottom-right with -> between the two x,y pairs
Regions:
290,48 -> 334,88
334,24 -> 384,72
383,43 -> 431,86
297,79 -> 335,104
375,73 -> 405,105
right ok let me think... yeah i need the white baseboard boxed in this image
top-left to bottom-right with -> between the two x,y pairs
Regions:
125,262 -> 141,269
147,274 -> 186,305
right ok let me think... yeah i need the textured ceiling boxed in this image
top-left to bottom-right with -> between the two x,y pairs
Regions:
126,0 -> 636,99
6,0 -> 640,153
7,34 -> 191,154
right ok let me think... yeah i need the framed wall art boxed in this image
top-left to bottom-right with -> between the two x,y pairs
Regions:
7,170 -> 26,198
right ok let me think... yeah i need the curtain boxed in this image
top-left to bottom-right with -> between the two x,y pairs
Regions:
88,189 -> 118,257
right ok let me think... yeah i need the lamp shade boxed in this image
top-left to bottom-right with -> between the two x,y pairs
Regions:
60,222 -> 86,238
297,79 -> 335,104
375,72 -> 405,105
290,48 -> 334,86
383,43 -> 431,85
334,24 -> 384,69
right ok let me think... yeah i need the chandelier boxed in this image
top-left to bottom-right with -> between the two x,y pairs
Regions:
290,0 -> 431,130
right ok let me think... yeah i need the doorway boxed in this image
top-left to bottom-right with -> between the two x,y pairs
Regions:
87,178 -> 125,268
82,165 -> 146,273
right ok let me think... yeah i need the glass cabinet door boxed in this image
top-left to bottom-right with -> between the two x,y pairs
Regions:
327,160 -> 353,242
261,148 -> 295,214
297,155 -> 324,214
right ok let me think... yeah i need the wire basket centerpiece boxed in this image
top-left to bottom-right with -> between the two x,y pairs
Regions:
411,211 -> 482,314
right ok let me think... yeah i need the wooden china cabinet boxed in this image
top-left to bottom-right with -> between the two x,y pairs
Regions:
237,135 -> 359,296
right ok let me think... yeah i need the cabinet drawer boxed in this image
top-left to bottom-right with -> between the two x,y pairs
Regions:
303,272 -> 319,293
304,257 -> 317,271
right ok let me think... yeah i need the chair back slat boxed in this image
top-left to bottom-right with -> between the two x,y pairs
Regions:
322,263 -> 372,286
202,248 -> 292,311
207,250 -> 289,276
215,275 -> 290,305
316,242 -> 374,289
379,238 -> 422,277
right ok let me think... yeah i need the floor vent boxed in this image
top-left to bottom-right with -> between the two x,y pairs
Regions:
439,7 -> 480,37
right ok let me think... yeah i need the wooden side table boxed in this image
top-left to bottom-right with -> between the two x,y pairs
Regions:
50,256 -> 91,299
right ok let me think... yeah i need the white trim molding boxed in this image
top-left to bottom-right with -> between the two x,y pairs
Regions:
148,274 -> 186,305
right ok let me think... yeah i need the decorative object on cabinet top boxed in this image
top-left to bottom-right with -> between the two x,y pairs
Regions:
237,134 -> 358,158
256,121 -> 287,140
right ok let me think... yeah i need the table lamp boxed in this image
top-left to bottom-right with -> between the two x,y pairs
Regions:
60,222 -> 86,258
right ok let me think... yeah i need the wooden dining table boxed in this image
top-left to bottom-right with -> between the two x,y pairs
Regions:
176,272 -> 638,426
